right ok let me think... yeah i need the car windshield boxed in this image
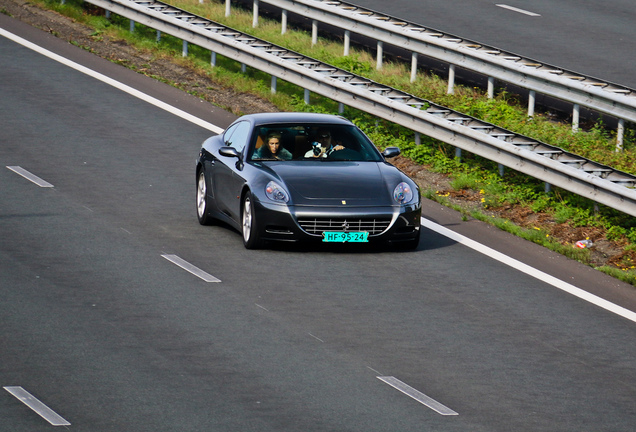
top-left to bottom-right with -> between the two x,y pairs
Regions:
248,124 -> 384,162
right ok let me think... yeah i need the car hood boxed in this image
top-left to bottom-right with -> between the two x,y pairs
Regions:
267,162 -> 394,206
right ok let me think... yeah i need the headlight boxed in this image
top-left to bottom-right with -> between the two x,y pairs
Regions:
265,181 -> 289,203
393,182 -> 414,204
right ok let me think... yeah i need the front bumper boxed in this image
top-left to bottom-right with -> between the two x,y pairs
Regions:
252,199 -> 421,244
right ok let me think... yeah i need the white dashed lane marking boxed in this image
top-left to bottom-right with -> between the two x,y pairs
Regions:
496,4 -> 541,17
162,254 -> 221,282
4,386 -> 71,426
6,166 -> 54,188
377,376 -> 458,416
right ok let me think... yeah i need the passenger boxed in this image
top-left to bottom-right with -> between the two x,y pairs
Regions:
304,128 -> 345,158
253,132 -> 292,160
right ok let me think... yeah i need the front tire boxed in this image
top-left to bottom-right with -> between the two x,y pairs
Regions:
196,170 -> 214,225
242,191 -> 263,249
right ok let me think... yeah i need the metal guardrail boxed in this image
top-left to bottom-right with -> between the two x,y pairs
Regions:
84,0 -> 636,216
243,0 -> 635,148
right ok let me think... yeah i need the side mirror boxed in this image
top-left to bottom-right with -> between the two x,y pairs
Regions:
219,146 -> 242,159
382,147 -> 401,158
219,146 -> 244,170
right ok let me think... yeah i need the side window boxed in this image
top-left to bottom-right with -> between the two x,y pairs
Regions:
222,123 -> 240,145
223,121 -> 251,153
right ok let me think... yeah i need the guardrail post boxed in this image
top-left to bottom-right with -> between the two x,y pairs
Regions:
338,102 -> 344,114
129,19 -> 135,33
105,10 -> 110,19
343,30 -> 350,56
487,77 -> 494,99
447,64 -> 455,95
572,104 -> 580,132
156,30 -> 161,42
271,76 -> 277,94
455,147 -> 461,160
498,163 -> 504,177
528,90 -> 536,117
211,51 -> 216,67
252,0 -> 258,28
376,41 -> 383,70
414,131 -> 421,145
225,0 -> 231,17
410,52 -> 417,83
304,89 -> 310,104
545,182 -> 551,194
617,119 -> 625,152
281,9 -> 287,34
311,20 -> 318,46
182,40 -> 188,57
241,63 -> 247,73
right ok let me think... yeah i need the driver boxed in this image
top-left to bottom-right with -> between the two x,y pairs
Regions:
304,128 -> 345,158
253,132 -> 292,160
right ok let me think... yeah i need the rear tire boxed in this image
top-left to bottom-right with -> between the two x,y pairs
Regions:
242,191 -> 263,249
196,170 -> 214,225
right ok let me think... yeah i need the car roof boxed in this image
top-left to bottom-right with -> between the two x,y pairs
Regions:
236,112 -> 354,127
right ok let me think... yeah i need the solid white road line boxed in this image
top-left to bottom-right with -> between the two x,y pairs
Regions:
4,386 -> 71,426
377,376 -> 458,415
496,4 -> 541,17
6,166 -> 54,187
0,28 -> 224,135
161,254 -> 221,282
422,217 -> 636,324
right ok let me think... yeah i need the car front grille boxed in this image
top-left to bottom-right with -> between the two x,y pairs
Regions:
298,217 -> 391,235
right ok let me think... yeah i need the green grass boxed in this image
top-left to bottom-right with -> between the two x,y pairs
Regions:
32,0 -> 636,284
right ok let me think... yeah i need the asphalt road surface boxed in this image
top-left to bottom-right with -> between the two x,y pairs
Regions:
2,14 -> 636,432
350,0 -> 636,89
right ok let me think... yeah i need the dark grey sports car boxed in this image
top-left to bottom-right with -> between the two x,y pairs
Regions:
196,113 -> 421,249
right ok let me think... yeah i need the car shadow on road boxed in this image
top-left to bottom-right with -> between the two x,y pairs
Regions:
203,218 -> 457,254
